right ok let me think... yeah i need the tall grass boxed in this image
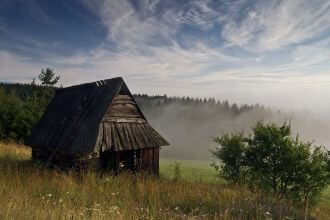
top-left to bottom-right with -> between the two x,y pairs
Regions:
0,143 -> 329,219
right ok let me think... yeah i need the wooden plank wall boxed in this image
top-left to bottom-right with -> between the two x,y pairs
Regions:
32,147 -> 160,174
104,95 -> 145,123
138,147 -> 159,175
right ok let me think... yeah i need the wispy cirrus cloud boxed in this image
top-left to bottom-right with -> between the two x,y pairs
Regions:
222,0 -> 330,51
82,0 -> 226,52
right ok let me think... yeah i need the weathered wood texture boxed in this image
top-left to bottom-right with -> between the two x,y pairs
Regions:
100,93 -> 169,152
100,122 -> 168,152
138,147 -> 159,175
104,95 -> 145,123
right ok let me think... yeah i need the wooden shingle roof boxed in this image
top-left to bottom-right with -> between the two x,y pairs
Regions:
28,77 -> 169,154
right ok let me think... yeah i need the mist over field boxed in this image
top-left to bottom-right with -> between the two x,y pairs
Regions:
139,100 -> 330,160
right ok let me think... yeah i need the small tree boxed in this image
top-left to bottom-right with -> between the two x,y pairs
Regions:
38,68 -> 60,86
211,121 -> 330,215
245,122 -> 296,199
211,133 -> 247,185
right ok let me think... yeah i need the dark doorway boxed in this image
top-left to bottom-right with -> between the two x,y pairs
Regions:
99,149 -> 140,173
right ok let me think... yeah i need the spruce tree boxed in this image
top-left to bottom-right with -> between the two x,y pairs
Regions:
38,68 -> 60,86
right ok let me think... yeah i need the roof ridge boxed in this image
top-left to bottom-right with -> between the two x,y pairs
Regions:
55,77 -> 123,92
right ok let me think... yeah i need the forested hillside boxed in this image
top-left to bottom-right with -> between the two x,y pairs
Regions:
1,82 -> 329,160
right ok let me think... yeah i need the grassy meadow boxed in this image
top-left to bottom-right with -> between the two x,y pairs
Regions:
160,159 -> 219,183
0,142 -> 329,219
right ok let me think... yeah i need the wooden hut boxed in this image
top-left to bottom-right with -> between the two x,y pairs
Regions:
28,77 -> 169,174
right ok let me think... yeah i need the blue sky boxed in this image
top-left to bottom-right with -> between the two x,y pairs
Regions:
0,0 -> 330,112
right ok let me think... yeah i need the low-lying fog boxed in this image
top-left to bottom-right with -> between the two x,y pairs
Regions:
142,102 -> 330,161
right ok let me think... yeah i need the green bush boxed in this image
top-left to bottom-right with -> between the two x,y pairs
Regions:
211,133 -> 247,185
211,121 -> 330,215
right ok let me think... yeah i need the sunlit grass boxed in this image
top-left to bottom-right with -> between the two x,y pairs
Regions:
0,142 -> 329,219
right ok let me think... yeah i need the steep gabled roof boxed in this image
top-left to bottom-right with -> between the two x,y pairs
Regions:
28,77 -> 168,154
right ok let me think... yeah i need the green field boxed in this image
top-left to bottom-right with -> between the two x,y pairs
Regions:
160,159 -> 219,183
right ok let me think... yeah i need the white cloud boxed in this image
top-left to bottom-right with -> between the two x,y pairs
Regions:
222,0 -> 330,51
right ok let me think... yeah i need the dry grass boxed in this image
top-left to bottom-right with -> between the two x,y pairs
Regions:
0,143 -> 329,220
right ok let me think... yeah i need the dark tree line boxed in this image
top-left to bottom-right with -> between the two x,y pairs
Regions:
0,83 -> 55,142
0,83 -> 269,143
134,94 -> 266,117
0,68 -> 59,142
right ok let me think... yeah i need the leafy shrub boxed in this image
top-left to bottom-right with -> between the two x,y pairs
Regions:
211,133 -> 247,185
211,121 -> 330,215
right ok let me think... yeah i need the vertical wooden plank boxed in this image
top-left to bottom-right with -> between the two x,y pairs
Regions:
141,148 -> 146,170
143,148 -> 149,171
153,147 -> 159,175
111,123 -> 121,151
136,149 -> 142,171
148,148 -> 153,174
